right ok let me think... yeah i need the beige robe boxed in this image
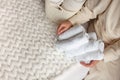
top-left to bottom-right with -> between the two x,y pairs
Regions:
45,0 -> 120,80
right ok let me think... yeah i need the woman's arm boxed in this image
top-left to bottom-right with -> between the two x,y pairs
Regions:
57,0 -> 111,34
104,40 -> 120,62
69,0 -> 111,25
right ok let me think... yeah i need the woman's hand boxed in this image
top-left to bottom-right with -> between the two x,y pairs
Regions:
80,60 -> 100,67
57,20 -> 73,35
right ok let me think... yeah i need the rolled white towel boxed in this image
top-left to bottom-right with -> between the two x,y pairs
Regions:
66,40 -> 104,57
62,0 -> 86,11
75,50 -> 104,62
58,25 -> 85,40
56,33 -> 89,52
88,32 -> 97,40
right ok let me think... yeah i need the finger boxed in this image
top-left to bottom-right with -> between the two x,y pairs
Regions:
58,26 -> 68,34
57,25 -> 65,35
58,25 -> 69,35
80,62 -> 91,67
88,61 -> 95,67
57,26 -> 62,35
88,60 -> 99,67
80,61 -> 96,67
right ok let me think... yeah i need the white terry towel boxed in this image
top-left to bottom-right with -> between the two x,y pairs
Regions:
58,25 -> 85,40
88,32 -> 97,40
75,50 -> 104,62
62,0 -> 86,11
66,40 -> 104,57
53,63 -> 89,80
56,33 -> 89,52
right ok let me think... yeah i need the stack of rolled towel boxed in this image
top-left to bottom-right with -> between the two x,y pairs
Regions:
55,24 -> 104,63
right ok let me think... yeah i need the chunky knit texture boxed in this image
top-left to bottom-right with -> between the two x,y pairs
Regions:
0,0 -> 75,80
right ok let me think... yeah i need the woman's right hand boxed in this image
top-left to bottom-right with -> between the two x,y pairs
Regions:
57,20 -> 73,35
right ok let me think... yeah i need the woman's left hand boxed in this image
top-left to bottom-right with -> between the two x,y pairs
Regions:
57,20 -> 72,35
80,60 -> 100,67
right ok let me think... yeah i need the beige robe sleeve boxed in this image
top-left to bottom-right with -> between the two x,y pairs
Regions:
104,40 -> 120,62
69,0 -> 111,25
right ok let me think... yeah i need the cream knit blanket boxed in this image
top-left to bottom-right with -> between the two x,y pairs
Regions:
0,0 -> 75,80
